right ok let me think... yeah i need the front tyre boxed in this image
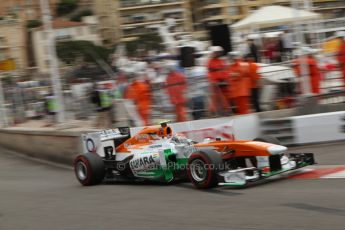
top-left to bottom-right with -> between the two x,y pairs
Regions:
187,150 -> 223,189
74,153 -> 105,186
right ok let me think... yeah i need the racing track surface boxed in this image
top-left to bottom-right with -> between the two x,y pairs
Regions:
1,142 -> 345,230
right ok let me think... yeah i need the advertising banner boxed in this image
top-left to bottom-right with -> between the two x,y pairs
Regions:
180,121 -> 235,142
130,114 -> 260,142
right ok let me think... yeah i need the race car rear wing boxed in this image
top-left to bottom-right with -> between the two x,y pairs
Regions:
81,127 -> 130,158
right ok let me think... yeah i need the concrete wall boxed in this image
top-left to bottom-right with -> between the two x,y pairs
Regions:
0,129 -> 82,165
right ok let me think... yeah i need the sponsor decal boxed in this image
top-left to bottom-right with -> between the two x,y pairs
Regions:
86,138 -> 96,152
135,134 -> 150,142
130,155 -> 156,171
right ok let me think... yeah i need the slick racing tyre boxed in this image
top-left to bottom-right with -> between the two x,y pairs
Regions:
254,135 -> 281,145
187,150 -> 223,189
74,153 -> 105,186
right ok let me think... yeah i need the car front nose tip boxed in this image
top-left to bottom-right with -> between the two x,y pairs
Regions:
268,145 -> 288,155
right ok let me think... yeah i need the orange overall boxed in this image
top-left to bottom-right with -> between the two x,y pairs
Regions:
207,57 -> 229,114
226,60 -> 251,115
166,71 -> 187,122
125,80 -> 151,125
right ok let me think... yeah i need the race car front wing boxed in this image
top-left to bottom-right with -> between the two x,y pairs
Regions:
217,153 -> 315,186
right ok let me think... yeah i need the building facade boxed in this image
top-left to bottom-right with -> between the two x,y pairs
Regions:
94,0 -> 194,44
92,0 -> 344,44
0,0 -> 58,21
93,0 -> 119,46
191,0 -> 345,39
31,18 -> 101,73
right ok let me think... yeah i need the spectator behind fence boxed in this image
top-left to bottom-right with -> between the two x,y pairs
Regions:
91,83 -> 113,128
165,62 -> 188,122
336,31 -> 345,87
263,38 -> 278,63
246,55 -> 262,112
293,48 -> 322,94
282,30 -> 295,60
246,39 -> 260,63
187,66 -> 209,120
207,46 -> 230,116
44,91 -> 57,126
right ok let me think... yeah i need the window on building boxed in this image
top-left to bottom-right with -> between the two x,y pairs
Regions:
55,29 -> 71,40
206,20 -> 224,26
41,31 -> 47,40
77,27 -> 83,36
228,0 -> 240,5
203,8 -> 222,18
83,27 -> 89,35
26,9 -> 34,18
44,46 -> 49,55
228,7 -> 239,15
45,59 -> 50,68
0,37 -> 6,46
250,6 -> 258,13
90,25 -> 97,34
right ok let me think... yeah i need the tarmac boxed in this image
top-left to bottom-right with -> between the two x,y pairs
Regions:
0,141 -> 345,230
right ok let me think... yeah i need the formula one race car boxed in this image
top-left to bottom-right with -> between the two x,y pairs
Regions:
74,125 -> 315,189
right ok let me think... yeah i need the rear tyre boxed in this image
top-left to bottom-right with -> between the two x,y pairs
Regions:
74,153 -> 105,186
187,149 -> 223,189
253,135 -> 281,145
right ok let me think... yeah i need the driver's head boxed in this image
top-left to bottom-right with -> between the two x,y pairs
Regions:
166,126 -> 172,135
159,121 -> 172,137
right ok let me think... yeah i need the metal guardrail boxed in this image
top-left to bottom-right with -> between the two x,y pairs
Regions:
307,89 -> 345,104
2,62 -> 344,127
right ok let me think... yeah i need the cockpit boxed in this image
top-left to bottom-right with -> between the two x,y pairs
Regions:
170,134 -> 193,145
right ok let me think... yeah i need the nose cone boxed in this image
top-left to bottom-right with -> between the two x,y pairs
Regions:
268,145 -> 287,155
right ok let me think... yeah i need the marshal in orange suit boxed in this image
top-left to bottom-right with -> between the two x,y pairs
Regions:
226,52 -> 251,115
125,79 -> 152,125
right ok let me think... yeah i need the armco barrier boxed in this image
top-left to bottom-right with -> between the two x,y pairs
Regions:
0,114 -> 261,165
0,129 -> 83,164
292,111 -> 345,144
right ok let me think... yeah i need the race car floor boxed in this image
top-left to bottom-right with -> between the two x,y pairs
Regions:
0,141 -> 345,230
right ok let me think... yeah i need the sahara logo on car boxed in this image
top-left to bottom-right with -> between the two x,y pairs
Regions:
130,155 -> 156,171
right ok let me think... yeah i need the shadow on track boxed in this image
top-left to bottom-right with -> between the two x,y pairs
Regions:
283,203 -> 345,216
